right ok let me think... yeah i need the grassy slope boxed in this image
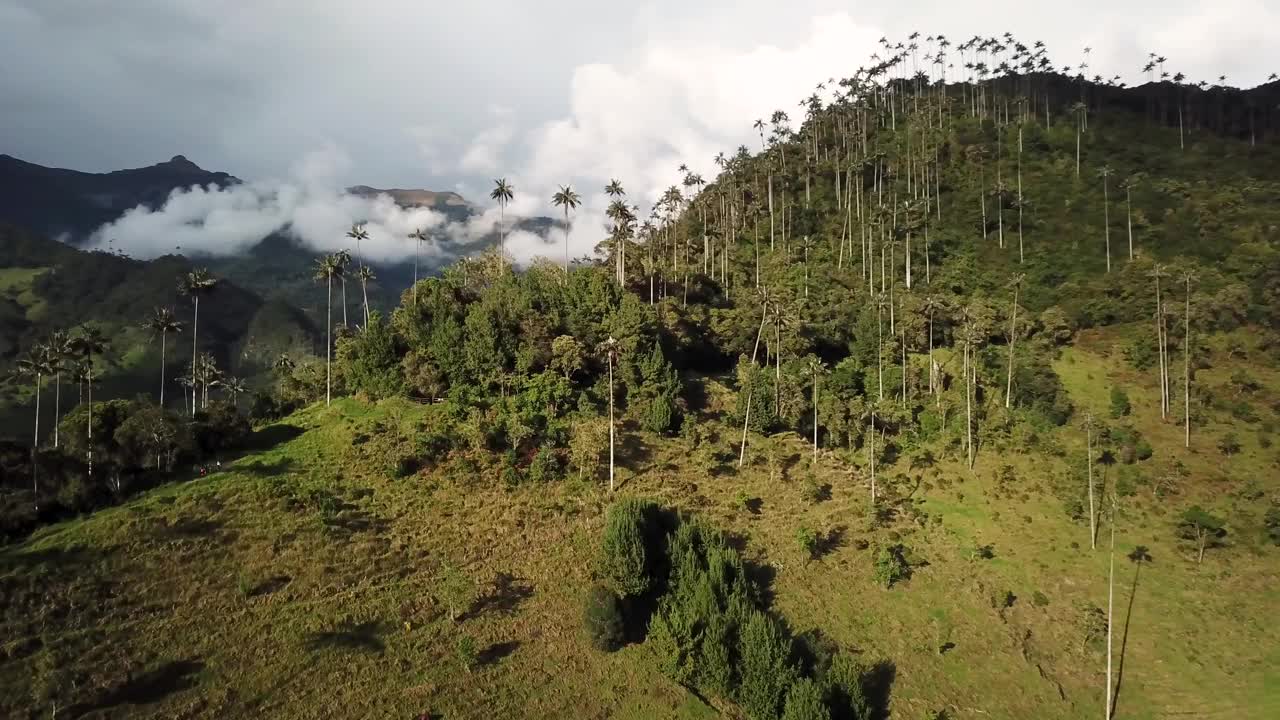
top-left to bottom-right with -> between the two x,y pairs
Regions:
3,330 -> 1277,719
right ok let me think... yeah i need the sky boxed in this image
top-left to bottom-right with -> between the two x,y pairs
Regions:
2,0 -> 1278,263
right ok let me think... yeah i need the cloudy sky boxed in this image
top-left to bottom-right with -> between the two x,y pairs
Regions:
3,0 -> 1277,261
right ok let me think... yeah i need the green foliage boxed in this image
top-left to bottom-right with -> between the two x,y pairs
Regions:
1264,506 -> 1280,547
1176,506 -> 1228,561
598,497 -> 660,597
455,633 -> 478,674
736,609 -> 798,720
1032,591 -> 1050,607
437,563 -> 477,622
1109,385 -> 1131,418
336,311 -> 404,400
796,526 -> 820,559
582,584 -> 625,651
781,677 -> 831,720
824,653 -> 872,720
873,544 -> 911,588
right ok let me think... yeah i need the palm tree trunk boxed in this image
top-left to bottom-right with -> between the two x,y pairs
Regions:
159,331 -> 167,407
563,207 -> 571,279
608,353 -> 615,492
1103,176 -> 1112,273
191,297 -> 199,417
326,277 -> 333,406
966,344 -> 974,469
362,279 -> 370,326
413,238 -> 420,306
53,371 -> 61,448
341,277 -> 349,327
812,373 -> 819,462
1087,420 -> 1096,550
1126,189 -> 1134,261
869,410 -> 877,505
87,364 -> 94,477
1106,506 -> 1116,720
739,301 -> 770,467
1155,277 -> 1167,418
1185,279 -> 1192,448
1006,286 -> 1018,408
32,373 -> 41,506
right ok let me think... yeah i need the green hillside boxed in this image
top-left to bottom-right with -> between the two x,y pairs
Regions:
3,47 -> 1280,720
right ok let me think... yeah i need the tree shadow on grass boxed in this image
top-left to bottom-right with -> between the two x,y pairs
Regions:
864,659 -> 897,720
321,509 -> 389,537
239,423 -> 306,453
71,658 -> 205,715
248,574 -> 292,597
237,457 -> 295,478
304,620 -> 386,654
464,572 -> 534,620
816,525 -> 846,558
477,640 -> 520,667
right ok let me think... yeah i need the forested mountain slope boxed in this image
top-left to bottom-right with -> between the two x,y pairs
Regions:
2,45 -> 1279,720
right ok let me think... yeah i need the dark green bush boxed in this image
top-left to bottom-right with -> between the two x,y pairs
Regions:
583,584 -> 626,651
781,677 -> 830,720
873,544 -> 911,588
736,609 -> 798,720
599,497 -> 660,597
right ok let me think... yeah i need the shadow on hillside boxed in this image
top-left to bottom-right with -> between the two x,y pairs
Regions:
240,423 -> 305,453
237,457 -> 295,477
0,544 -> 104,574
477,640 -> 520,667
71,658 -> 205,715
147,516 -> 225,542
865,659 -> 897,720
322,508 -> 389,537
248,574 -> 292,597
464,572 -> 534,620
816,525 -> 846,558
304,620 -> 386,654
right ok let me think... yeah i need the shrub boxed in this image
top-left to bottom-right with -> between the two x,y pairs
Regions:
1109,386 -> 1131,418
455,634 -> 478,674
873,544 -> 910,588
599,498 -> 659,597
526,445 -> 563,483
582,584 -> 626,651
736,610 -> 798,720
1032,591 -> 1050,607
796,526 -> 820,560
393,455 -> 419,478
825,652 -> 872,720
438,563 -> 477,622
781,677 -> 830,720
1265,506 -> 1280,547
800,476 -> 827,504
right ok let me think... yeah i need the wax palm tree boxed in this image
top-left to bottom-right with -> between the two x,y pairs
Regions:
1070,101 -> 1088,177
1004,273 -> 1026,408
314,254 -> 339,406
333,249 -> 352,327
16,347 -> 54,505
180,268 -> 218,417
490,178 -> 515,255
1181,270 -> 1197,448
273,353 -> 296,375
47,330 -> 72,448
408,228 -> 428,307
552,184 -> 582,278
1120,173 -> 1143,261
358,264 -> 376,326
221,376 -> 247,408
346,223 -> 369,274
143,307 -> 183,407
604,179 -> 625,200
808,356 -> 828,462
598,336 -> 621,492
1098,166 -> 1114,272
69,325 -> 108,476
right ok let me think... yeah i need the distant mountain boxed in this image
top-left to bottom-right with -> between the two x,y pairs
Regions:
347,185 -> 473,222
0,154 -> 238,243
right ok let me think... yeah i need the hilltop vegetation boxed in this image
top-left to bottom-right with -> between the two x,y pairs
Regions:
3,36 -> 1280,719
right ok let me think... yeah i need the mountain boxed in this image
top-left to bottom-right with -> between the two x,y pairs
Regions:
0,154 -> 238,243
347,184 -> 473,222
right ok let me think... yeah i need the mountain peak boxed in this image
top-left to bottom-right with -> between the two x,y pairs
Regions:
161,154 -> 202,171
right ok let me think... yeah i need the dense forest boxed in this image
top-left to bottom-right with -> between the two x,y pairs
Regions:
3,35 -> 1280,720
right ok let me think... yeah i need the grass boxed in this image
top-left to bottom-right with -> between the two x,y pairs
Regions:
2,338 -> 1279,719
0,267 -> 48,320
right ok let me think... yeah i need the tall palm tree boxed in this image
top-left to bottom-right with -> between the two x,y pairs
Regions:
16,347 -> 53,505
180,269 -> 218,417
1085,412 -> 1097,550
69,326 -> 107,476
1070,101 -> 1088,178
809,356 -> 828,462
1121,173 -> 1142,261
408,228 -> 428,307
143,307 -> 183,407
1004,273 -> 1026,408
221,376 -> 247,408
346,223 -> 370,275
1098,166 -> 1114,272
490,178 -> 515,256
334,249 -> 352,327
314,254 -> 339,406
358,264 -> 376,326
599,336 -> 621,492
273,353 -> 296,376
1181,270 -> 1196,448
47,330 -> 72,448
552,184 -> 582,278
